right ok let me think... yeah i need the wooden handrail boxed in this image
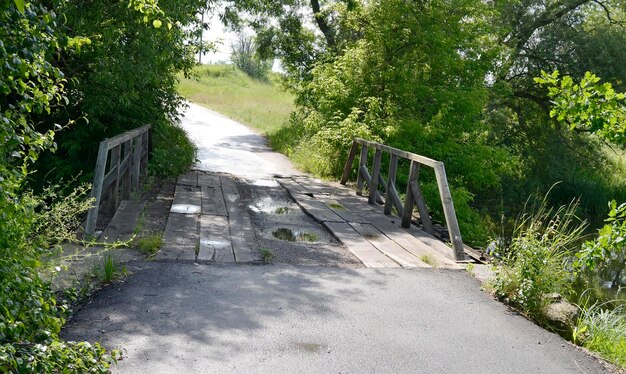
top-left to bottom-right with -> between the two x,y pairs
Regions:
341,138 -> 465,261
85,125 -> 151,235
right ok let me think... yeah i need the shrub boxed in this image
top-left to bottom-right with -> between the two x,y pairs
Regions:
489,197 -> 587,320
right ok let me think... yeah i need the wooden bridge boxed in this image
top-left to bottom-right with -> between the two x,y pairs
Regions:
89,128 -> 478,269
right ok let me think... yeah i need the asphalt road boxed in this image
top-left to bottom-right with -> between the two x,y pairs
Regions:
63,263 -> 610,373
61,104 -> 612,373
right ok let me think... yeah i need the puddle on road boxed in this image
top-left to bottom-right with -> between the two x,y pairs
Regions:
272,228 -> 319,243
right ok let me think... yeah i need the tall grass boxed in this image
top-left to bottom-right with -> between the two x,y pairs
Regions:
575,301 -> 626,367
177,64 -> 295,135
490,194 -> 588,320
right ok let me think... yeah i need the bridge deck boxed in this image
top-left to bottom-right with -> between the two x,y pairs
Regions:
158,171 -> 461,269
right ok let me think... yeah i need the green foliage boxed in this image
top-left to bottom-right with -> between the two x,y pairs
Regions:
33,0 -> 206,186
576,200 -> 626,288
536,70 -> 626,144
260,248 -> 274,264
149,120 -> 197,178
490,198 -> 587,319
231,33 -> 271,80
135,234 -> 163,256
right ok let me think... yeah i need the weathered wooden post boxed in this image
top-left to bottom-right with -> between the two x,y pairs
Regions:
85,140 -> 109,235
384,154 -> 399,215
434,162 -> 465,261
340,140 -> 359,185
368,149 -> 382,205
356,143 -> 368,195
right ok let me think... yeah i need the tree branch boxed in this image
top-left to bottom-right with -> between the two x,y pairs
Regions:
310,0 -> 335,48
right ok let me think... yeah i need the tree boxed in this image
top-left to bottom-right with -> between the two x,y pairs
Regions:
230,32 -> 271,80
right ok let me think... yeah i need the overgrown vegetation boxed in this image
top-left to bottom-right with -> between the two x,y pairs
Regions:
489,194 -> 626,368
0,0 -> 203,370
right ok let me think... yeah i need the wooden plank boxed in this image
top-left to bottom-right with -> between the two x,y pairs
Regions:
131,135 -> 142,190
290,193 -> 345,223
159,212 -> 199,261
198,215 -> 234,262
197,173 -> 221,188
340,140 -> 359,185
409,181 -> 434,234
337,195 -> 460,269
178,171 -> 198,187
292,177 -> 335,195
170,184 -> 202,214
109,145 -> 121,214
103,125 -> 151,149
401,161 -> 418,229
433,162 -> 465,261
201,186 -> 227,216
221,177 -> 259,263
317,197 -> 369,224
277,177 -> 309,195
121,140 -> 132,200
323,222 -> 400,268
349,223 -> 428,268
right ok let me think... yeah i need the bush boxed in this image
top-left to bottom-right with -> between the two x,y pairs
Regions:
149,120 -> 197,178
489,197 -> 587,320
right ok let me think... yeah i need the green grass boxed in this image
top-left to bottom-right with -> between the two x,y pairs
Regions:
260,248 -> 275,264
575,302 -> 626,368
178,64 -> 295,135
91,254 -> 128,284
135,234 -> 163,257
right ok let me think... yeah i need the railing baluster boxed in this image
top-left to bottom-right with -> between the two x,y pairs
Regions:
356,144 -> 368,195
384,154 -> 398,215
369,149 -> 382,205
340,140 -> 359,185
402,161 -> 418,228
434,162 -> 465,261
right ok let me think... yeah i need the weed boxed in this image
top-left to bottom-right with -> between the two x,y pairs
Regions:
328,202 -> 346,210
92,254 -> 128,284
298,232 -> 319,242
420,254 -> 438,268
275,206 -> 291,214
260,248 -> 275,264
466,262 -> 475,277
135,234 -> 163,257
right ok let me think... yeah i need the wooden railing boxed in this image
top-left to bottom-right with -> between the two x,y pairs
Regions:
85,125 -> 151,235
340,138 -> 465,261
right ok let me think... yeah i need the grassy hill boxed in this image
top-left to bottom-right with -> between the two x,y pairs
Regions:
177,64 -> 295,135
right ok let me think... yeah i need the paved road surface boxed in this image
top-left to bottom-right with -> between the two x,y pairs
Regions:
180,103 -> 298,178
62,104 -> 611,373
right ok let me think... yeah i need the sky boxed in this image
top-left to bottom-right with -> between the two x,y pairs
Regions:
199,12 -> 237,64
